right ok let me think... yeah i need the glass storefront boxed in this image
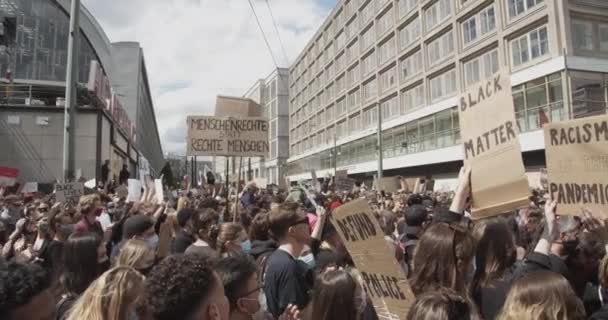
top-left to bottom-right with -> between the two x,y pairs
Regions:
0,0 -> 98,83
287,72 -> 572,176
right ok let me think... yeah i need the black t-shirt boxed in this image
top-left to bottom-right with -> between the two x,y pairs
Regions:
263,249 -> 312,317
171,230 -> 195,254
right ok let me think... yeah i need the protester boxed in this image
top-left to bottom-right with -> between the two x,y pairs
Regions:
216,253 -> 266,320
591,255 -> 608,319
119,164 -> 130,185
497,270 -> 585,320
2,216 -> 38,262
73,194 -> 104,238
113,214 -> 158,259
65,266 -> 145,320
144,254 -> 229,320
56,232 -> 109,320
217,222 -> 250,257
306,269 -> 366,320
406,290 -> 474,320
185,208 -> 219,258
101,160 -> 110,186
171,208 -> 196,254
0,260 -> 54,320
264,202 -> 314,318
115,239 -> 156,276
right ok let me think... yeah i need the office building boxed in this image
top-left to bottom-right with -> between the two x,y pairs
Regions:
0,0 -> 163,183
214,68 -> 290,186
286,0 -> 608,187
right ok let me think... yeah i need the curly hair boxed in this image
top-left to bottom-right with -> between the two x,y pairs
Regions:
144,254 -> 219,320
216,253 -> 258,307
0,261 -> 51,319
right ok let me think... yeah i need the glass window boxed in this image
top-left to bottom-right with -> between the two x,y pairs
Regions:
399,0 -> 418,18
463,5 -> 496,45
464,49 -> 498,86
425,0 -> 451,31
378,36 -> 396,66
399,17 -> 421,50
511,26 -> 548,67
380,66 -> 397,92
399,50 -> 423,81
377,7 -> 394,37
508,0 -> 544,19
428,30 -> 454,67
600,24 -> 608,52
430,69 -> 457,102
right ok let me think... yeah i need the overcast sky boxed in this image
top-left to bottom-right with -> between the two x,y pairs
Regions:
80,0 -> 337,155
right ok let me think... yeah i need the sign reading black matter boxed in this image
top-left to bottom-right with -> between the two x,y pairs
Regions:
187,116 -> 269,157
544,114 -> 608,217
458,70 -> 530,219
331,199 -> 415,319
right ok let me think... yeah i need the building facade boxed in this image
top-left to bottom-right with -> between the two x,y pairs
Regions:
213,68 -> 290,186
0,0 -> 163,183
286,0 -> 608,187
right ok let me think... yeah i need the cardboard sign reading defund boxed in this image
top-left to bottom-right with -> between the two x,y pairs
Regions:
332,199 -> 415,319
544,114 -> 608,217
55,182 -> 84,203
458,71 -> 529,219
187,116 -> 269,157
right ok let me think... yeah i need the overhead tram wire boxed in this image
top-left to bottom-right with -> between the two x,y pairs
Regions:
264,0 -> 290,66
248,0 -> 280,69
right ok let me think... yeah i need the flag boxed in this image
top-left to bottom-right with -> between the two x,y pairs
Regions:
0,167 -> 19,187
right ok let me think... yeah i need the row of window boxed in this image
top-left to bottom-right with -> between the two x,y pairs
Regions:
291,0 -> 544,86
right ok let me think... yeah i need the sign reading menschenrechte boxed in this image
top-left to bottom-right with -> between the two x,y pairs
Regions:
544,114 -> 608,217
187,116 -> 269,157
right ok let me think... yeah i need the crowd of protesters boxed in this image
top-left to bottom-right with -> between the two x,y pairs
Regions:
1,166 -> 608,320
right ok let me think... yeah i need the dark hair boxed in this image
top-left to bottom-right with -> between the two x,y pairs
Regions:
249,212 -> 270,241
177,208 -> 195,228
0,261 -> 51,320
406,290 -> 472,320
60,232 -> 103,295
470,217 -> 516,304
216,253 -> 258,307
198,198 -> 219,210
192,209 -> 219,247
268,202 -> 302,240
410,223 -> 475,296
145,254 -> 219,320
309,270 -> 358,320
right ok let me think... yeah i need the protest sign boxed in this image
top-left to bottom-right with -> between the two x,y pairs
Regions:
376,177 -> 400,193
458,70 -> 529,219
336,170 -> 348,178
186,116 -> 269,157
127,179 -> 142,202
84,179 -> 96,189
55,182 -> 84,203
332,199 -> 415,319
336,176 -> 356,193
21,182 -> 38,194
311,171 -> 321,193
544,114 -> 608,217
253,178 -> 268,189
0,167 -> 19,187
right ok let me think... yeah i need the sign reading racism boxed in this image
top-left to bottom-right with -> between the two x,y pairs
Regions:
458,70 -> 529,219
55,182 -> 84,203
187,116 -> 269,157
332,199 -> 415,319
544,114 -> 608,217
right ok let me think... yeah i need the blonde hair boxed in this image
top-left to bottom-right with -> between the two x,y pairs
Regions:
216,222 -> 244,254
116,239 -> 153,269
498,270 -> 585,320
66,266 -> 145,320
79,194 -> 100,214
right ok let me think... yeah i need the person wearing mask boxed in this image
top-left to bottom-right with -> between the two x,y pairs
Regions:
2,217 -> 37,261
498,270 -> 585,320
216,253 -> 268,320
65,266 -> 145,320
249,212 -> 277,271
185,208 -> 219,258
171,208 -> 196,254
115,239 -> 156,276
144,254 -> 230,320
264,202 -> 315,318
217,223 -> 250,257
119,164 -> 130,185
306,269 -> 367,320
406,290 -> 473,320
73,194 -> 104,238
241,183 -> 258,210
56,232 -> 109,320
0,260 -> 55,320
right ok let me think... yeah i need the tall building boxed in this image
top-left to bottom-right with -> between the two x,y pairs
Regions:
213,68 -> 290,186
0,0 -> 163,183
286,0 -> 608,187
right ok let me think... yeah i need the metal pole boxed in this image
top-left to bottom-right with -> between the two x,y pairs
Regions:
62,0 -> 80,182
333,134 -> 337,175
376,103 -> 383,179
194,155 -> 198,187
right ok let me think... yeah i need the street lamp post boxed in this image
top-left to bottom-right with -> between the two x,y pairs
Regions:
62,0 -> 80,182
